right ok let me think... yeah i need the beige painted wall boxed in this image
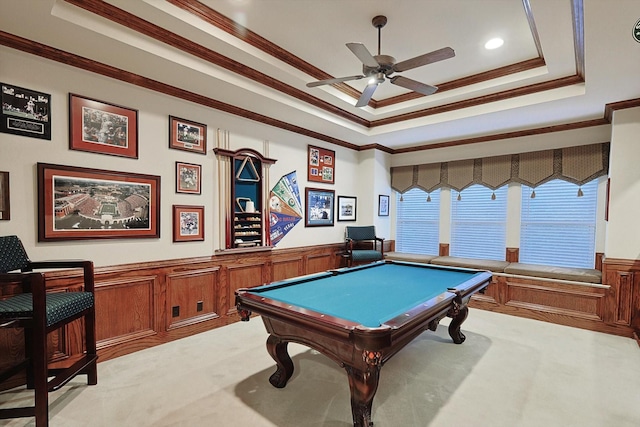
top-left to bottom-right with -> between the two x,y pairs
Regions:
605,106 -> 640,259
0,47 -> 362,266
1,46 -> 637,266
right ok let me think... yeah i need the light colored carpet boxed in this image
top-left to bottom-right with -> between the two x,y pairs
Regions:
1,309 -> 639,426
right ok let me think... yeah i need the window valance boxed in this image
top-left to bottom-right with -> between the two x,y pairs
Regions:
391,142 -> 609,194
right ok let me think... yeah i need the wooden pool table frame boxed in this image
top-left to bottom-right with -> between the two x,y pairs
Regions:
236,260 -> 492,427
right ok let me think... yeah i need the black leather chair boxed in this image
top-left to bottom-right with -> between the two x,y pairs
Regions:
0,235 -> 98,426
344,226 -> 384,267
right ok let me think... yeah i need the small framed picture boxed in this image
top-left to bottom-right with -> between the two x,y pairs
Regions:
176,161 -> 201,194
0,171 -> 9,220
305,187 -> 335,227
173,205 -> 204,242
337,196 -> 356,221
1,83 -> 51,140
378,194 -> 390,216
307,145 -> 335,184
169,116 -> 207,155
69,94 -> 138,158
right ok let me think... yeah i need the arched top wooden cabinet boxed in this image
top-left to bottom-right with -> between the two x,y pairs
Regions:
214,148 -> 277,249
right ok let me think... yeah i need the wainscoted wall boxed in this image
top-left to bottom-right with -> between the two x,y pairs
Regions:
1,243 -> 638,391
471,257 -> 639,341
0,243 -> 344,390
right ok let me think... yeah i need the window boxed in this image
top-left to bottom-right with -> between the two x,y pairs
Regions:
450,184 -> 507,260
520,179 -> 597,268
395,188 -> 440,255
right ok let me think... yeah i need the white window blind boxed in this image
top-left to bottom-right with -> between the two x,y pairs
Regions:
520,179 -> 597,268
450,184 -> 507,260
395,188 -> 440,255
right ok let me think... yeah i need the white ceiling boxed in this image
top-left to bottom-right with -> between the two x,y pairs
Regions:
2,0 -> 640,151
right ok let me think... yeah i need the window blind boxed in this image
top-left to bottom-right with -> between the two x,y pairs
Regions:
520,179 -> 597,268
450,185 -> 507,260
395,188 -> 440,255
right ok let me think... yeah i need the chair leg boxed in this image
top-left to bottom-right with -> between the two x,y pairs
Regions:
24,328 -> 35,389
84,307 -> 98,385
33,322 -> 49,426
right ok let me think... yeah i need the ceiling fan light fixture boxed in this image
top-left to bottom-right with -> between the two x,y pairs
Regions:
485,38 -> 504,50
368,73 -> 384,85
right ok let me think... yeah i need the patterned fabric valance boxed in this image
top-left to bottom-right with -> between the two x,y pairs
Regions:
390,142 -> 609,194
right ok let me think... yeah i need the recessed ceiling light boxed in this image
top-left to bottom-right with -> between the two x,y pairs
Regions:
485,38 -> 504,50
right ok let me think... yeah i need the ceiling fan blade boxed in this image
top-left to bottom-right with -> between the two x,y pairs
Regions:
390,76 -> 438,96
306,75 -> 365,87
346,42 -> 379,68
355,83 -> 378,107
393,47 -> 455,72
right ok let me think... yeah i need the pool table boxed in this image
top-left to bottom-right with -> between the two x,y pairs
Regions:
235,260 -> 492,427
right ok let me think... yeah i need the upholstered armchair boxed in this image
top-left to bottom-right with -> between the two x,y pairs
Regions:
0,235 -> 98,426
344,226 -> 384,267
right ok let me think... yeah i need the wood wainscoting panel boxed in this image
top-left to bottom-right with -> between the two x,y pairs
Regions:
272,256 -> 304,283
504,280 -> 605,321
602,258 -> 640,328
613,272 -> 634,326
94,275 -> 158,349
166,267 -> 221,330
506,247 -> 519,263
305,253 -> 334,274
439,243 -> 449,256
225,262 -> 269,314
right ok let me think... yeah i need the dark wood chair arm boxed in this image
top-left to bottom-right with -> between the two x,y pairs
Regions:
25,260 -> 95,292
0,271 -> 46,295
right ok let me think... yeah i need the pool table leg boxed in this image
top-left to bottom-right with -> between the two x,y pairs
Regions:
345,360 -> 381,427
448,304 -> 469,344
265,335 -> 294,388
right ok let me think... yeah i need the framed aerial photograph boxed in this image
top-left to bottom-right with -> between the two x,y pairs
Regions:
169,116 -> 207,155
37,163 -> 160,241
172,205 -> 204,242
1,83 -> 51,140
0,171 -> 9,220
307,145 -> 335,184
176,161 -> 201,194
69,93 -> 138,158
337,195 -> 356,221
378,194 -> 390,216
305,187 -> 335,227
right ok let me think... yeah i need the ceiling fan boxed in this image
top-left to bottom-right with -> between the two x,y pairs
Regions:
306,15 -> 455,107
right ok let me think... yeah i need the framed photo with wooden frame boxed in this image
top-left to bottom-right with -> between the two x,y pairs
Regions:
337,195 -> 356,221
305,187 -> 335,227
176,161 -> 201,195
0,171 -> 9,220
169,116 -> 207,155
307,145 -> 335,184
173,205 -> 204,242
378,194 -> 390,216
37,163 -> 160,241
1,82 -> 51,140
69,93 -> 138,158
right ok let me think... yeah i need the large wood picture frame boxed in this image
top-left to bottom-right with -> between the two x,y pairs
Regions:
69,93 -> 138,158
37,163 -> 160,241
